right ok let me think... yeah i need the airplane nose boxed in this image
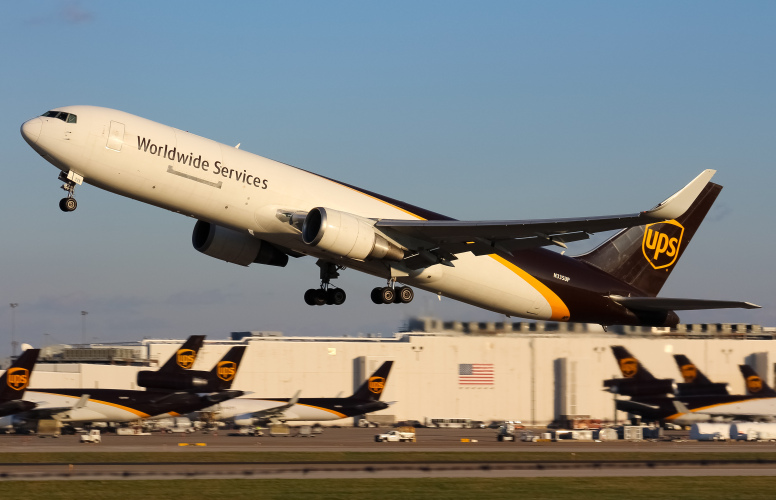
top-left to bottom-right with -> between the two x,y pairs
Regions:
21,117 -> 42,145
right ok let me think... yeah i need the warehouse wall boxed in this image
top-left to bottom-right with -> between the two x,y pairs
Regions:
21,334 -> 776,425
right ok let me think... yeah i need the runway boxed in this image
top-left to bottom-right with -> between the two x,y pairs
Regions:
1,427 -> 774,453
2,427 -> 776,480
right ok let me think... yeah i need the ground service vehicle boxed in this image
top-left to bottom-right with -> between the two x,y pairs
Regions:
375,427 -> 416,442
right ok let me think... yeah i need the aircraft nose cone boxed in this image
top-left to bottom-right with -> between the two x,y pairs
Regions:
21,117 -> 42,145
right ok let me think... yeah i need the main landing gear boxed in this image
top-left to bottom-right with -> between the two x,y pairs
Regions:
58,171 -> 83,212
304,261 -> 347,306
303,261 -> 415,306
370,280 -> 414,305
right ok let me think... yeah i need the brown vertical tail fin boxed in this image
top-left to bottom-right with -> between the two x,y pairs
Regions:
575,182 -> 721,296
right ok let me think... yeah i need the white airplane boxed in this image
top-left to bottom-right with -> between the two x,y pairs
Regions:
20,106 -> 758,327
202,360 -> 394,426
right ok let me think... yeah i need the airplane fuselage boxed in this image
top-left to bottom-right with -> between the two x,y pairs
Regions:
21,106 -> 684,326
620,394 -> 776,422
15,388 -> 237,424
205,397 -> 387,424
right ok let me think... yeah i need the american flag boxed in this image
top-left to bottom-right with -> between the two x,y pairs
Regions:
459,363 -> 494,385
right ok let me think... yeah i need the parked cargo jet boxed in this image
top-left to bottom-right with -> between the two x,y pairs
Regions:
2,346 -> 246,431
606,349 -> 776,423
20,107 -> 759,327
0,348 -> 40,417
203,361 -> 394,425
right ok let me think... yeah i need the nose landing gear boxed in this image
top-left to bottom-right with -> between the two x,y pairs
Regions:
58,171 -> 83,212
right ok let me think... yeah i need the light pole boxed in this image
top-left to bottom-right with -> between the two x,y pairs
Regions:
81,311 -> 88,345
9,303 -> 18,357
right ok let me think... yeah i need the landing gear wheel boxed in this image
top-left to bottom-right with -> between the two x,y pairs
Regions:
59,197 -> 77,212
313,289 -> 327,306
398,286 -> 414,304
379,287 -> 396,304
304,289 -> 317,306
370,287 -> 383,304
327,288 -> 347,305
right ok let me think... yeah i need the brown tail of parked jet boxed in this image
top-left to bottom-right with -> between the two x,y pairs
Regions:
673,354 -> 729,396
0,348 -> 40,417
576,183 -> 721,297
739,365 -> 776,397
603,346 -> 674,396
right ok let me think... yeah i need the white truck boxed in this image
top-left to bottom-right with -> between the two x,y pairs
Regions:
375,427 -> 416,442
80,429 -> 101,444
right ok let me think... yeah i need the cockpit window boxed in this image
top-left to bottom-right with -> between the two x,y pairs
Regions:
41,110 -> 77,124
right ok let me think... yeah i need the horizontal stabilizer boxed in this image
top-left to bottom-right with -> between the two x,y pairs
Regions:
615,399 -> 661,412
610,295 -> 761,312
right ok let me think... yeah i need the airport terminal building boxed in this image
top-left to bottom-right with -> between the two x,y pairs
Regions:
21,318 -> 776,426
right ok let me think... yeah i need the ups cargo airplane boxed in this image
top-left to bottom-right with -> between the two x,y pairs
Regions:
20,107 -> 759,327
1,346 -> 246,431
203,360 -> 394,426
606,348 -> 776,423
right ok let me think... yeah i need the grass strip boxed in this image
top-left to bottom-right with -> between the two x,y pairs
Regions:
1,451 -> 776,464
2,477 -> 776,499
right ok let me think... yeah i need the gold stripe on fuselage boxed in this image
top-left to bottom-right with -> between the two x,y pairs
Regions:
490,255 -> 570,321
31,391 -> 151,418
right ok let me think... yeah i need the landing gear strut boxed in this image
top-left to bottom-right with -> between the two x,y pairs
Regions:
304,261 -> 347,306
58,171 -> 82,212
371,279 -> 414,305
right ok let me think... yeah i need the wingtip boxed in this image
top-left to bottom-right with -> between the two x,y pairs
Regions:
645,169 -> 717,220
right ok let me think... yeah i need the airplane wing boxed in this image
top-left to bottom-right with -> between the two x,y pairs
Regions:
374,170 -> 716,268
249,391 -> 301,421
610,296 -> 761,311
24,394 -> 91,419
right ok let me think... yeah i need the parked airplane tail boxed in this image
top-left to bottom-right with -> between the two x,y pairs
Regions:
157,335 -> 206,373
351,361 -> 394,401
137,335 -> 207,391
576,182 -> 721,297
206,346 -> 247,391
0,348 -> 40,401
0,348 -> 40,417
603,346 -> 674,396
673,354 -> 729,396
739,365 -> 776,397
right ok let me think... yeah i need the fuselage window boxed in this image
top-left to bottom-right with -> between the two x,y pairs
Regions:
66,113 -> 77,123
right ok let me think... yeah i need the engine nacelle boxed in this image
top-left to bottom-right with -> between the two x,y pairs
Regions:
137,371 -> 209,391
302,207 -> 404,261
192,221 -> 288,267
234,415 -> 258,427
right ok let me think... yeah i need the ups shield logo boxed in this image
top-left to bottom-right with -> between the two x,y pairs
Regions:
176,349 -> 196,369
681,364 -> 697,383
7,367 -> 29,391
619,358 -> 639,378
642,220 -> 684,270
368,376 -> 386,394
217,361 -> 237,382
747,375 -> 763,393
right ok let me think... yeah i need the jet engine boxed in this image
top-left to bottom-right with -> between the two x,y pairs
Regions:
192,221 -> 288,267
137,371 -> 209,391
301,207 -> 404,261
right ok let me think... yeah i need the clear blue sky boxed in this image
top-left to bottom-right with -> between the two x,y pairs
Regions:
1,1 -> 774,356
